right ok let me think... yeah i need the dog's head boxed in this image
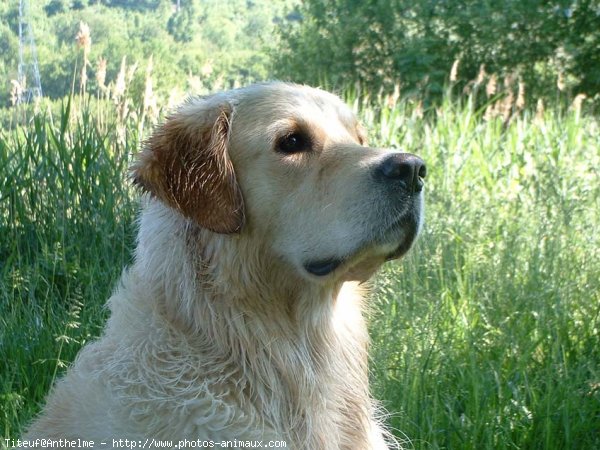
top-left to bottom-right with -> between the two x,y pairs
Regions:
133,83 -> 425,283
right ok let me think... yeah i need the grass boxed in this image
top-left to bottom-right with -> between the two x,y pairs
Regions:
0,100 -> 139,437
1,92 -> 599,449
365,94 -> 600,449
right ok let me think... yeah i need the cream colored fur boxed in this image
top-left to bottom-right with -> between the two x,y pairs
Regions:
26,83 -> 425,449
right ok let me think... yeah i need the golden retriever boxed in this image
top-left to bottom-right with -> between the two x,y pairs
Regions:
25,82 -> 426,449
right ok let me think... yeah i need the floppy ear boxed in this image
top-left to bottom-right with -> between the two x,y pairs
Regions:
131,100 -> 245,234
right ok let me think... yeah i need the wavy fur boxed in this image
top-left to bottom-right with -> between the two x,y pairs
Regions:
25,83 -> 425,449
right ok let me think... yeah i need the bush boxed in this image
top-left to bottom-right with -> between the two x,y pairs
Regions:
274,0 -> 600,102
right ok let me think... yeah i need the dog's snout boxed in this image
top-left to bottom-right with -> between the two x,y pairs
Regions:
376,153 -> 426,193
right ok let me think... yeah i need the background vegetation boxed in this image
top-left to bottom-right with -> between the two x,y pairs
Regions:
1,1 -> 599,449
275,0 -> 600,100
2,0 -> 599,110
1,0 -> 294,109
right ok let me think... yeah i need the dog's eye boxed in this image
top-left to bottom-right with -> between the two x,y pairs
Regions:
276,132 -> 311,154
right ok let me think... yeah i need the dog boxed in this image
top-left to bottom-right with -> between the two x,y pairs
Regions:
25,82 -> 426,449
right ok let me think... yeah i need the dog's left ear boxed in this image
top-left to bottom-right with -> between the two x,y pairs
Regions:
131,100 -> 245,234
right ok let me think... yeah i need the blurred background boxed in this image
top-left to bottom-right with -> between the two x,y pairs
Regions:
1,0 -> 599,114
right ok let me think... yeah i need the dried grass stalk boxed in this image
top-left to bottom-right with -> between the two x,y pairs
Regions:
450,59 -> 460,83
486,74 -> 497,98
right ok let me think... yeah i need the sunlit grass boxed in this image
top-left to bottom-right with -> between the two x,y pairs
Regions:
366,96 -> 600,449
0,100 -> 138,436
1,92 -> 599,449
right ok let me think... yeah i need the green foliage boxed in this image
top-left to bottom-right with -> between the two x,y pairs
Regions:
102,0 -> 164,10
0,0 -> 292,106
275,0 -> 600,101
365,93 -> 600,449
0,101 -> 138,433
43,0 -> 67,17
167,0 -> 200,43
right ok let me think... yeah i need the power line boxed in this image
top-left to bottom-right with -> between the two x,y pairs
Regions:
17,0 -> 43,104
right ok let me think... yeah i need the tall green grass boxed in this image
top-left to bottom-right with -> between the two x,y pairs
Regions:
366,96 -> 600,449
0,101 -> 138,436
1,93 -> 599,449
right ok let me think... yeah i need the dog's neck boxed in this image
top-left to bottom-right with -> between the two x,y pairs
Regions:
121,200 -> 376,448
133,200 -> 355,328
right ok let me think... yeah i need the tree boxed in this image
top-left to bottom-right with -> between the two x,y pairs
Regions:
44,0 -> 67,17
275,0 -> 600,99
167,0 -> 200,43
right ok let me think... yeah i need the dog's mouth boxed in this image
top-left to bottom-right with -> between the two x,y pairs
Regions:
381,212 -> 421,260
303,205 -> 422,278
304,258 -> 343,276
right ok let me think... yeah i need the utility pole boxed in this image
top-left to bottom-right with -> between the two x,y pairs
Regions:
17,0 -> 43,104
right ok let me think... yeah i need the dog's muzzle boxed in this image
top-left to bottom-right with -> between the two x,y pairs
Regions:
304,153 -> 426,278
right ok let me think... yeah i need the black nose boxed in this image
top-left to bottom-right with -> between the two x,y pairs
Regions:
376,153 -> 427,193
